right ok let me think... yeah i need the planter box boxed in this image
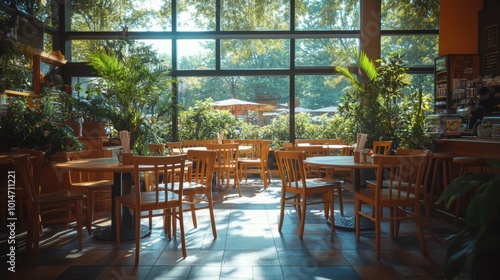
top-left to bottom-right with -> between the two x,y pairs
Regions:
60,121 -> 81,136
82,121 -> 105,137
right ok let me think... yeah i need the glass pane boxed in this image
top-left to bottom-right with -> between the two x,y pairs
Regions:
70,39 -> 172,68
295,74 -> 353,140
177,40 -> 215,70
381,35 -> 438,66
221,0 -> 289,31
221,39 -> 289,69
295,0 -> 360,31
382,0 -> 439,30
296,38 -> 359,66
405,73 -> 434,96
177,0 -> 215,31
39,0 -> 59,29
178,76 -> 289,145
70,0 -> 171,31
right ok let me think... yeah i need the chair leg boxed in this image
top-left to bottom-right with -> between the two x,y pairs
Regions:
336,184 -> 344,216
374,206 -> 381,259
33,206 -> 41,260
329,190 -> 335,232
189,196 -> 197,228
115,198 -> 121,248
278,191 -> 286,232
207,191 -> 217,239
355,198 -> 360,241
298,196 -> 307,239
86,190 -> 93,235
178,206 -> 187,258
75,199 -> 83,251
134,207 -> 141,266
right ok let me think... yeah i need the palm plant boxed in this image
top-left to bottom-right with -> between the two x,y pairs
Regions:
335,50 -> 432,150
87,40 -> 174,152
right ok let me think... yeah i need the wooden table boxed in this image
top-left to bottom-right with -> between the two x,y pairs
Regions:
304,155 -> 376,189
55,157 -> 190,241
303,155 -> 377,230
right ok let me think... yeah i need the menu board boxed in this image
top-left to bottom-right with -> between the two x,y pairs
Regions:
485,52 -> 499,71
486,24 -> 498,49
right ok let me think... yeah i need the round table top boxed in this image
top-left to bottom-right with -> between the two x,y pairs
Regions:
55,156 -> 190,173
304,155 -> 377,169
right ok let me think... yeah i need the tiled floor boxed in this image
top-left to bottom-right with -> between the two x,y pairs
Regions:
1,178 -> 468,279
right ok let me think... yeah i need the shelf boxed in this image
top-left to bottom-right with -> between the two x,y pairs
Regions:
4,89 -> 38,98
436,96 -> 447,100
13,40 -> 67,66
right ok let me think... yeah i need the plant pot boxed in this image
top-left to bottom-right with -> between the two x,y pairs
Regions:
61,121 -> 81,136
82,121 -> 106,137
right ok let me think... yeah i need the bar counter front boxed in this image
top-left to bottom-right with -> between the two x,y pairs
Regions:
432,137 -> 500,158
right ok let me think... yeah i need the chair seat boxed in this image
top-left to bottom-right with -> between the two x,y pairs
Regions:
119,190 -> 180,206
238,158 -> 260,163
37,190 -> 85,203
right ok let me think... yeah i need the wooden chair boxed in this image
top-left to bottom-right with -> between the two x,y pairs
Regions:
275,150 -> 338,238
354,154 -> 428,259
182,139 -> 217,148
205,143 -> 241,197
10,153 -> 84,260
149,143 -> 166,156
293,145 -> 329,177
166,142 -> 184,155
64,151 -> 113,235
115,154 -> 187,266
178,149 -> 217,238
294,145 -> 344,215
371,141 -> 393,155
238,140 -> 272,189
395,148 -> 434,236
283,142 -> 294,151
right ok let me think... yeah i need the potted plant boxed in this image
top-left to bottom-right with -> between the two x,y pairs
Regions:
86,39 -> 174,153
78,94 -> 109,137
335,50 -> 433,150
437,160 -> 500,279
0,97 -> 83,159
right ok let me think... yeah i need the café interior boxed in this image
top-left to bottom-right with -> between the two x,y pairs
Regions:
1,1 -> 500,279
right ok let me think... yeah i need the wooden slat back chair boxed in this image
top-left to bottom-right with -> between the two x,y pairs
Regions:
115,154 -> 187,266
12,153 -> 84,260
178,149 -> 217,238
182,139 -> 217,148
293,145 -> 329,178
166,142 -> 184,155
395,148 -> 434,237
354,154 -> 428,259
275,151 -> 337,238
0,148 -> 43,229
238,140 -> 272,189
205,143 -> 241,197
293,145 -> 344,215
371,141 -> 393,155
149,143 -> 166,156
283,142 -> 294,151
65,150 -> 113,235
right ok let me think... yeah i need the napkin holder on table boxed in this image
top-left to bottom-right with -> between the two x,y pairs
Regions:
122,152 -> 134,165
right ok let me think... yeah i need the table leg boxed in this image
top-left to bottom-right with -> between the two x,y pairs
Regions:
331,168 -> 374,230
93,172 -> 150,241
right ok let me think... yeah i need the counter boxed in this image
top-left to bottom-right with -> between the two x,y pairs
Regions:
433,137 -> 500,158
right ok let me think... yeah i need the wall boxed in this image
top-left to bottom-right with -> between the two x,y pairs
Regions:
439,0 -> 483,55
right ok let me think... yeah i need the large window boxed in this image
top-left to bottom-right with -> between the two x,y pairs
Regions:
19,0 -> 439,142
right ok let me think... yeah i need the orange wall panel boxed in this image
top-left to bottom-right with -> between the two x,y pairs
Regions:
439,0 -> 483,55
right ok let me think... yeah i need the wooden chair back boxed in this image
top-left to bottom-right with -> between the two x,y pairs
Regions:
166,142 -> 184,155
149,143 -> 166,156
186,149 -> 216,189
183,139 -> 217,147
372,141 -> 393,155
